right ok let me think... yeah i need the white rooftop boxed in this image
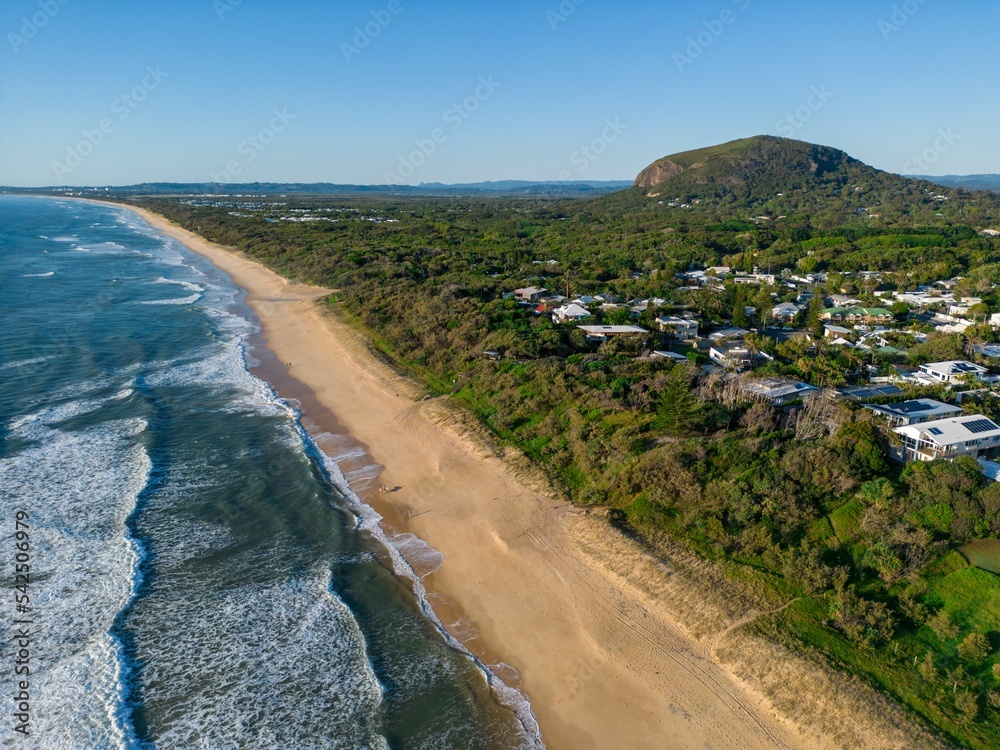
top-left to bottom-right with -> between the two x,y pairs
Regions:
921,360 -> 987,375
578,325 -> 648,334
896,414 -> 1000,447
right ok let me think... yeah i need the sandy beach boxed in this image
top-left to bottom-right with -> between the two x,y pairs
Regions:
98,201 -> 918,750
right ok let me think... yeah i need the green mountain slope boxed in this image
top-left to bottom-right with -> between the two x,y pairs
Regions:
598,135 -> 1000,229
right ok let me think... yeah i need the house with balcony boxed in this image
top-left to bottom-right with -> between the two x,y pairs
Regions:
656,316 -> 699,340
709,342 -> 772,371
513,286 -> 548,303
820,307 -> 894,325
918,360 -> 989,384
740,377 -> 818,405
895,415 -> 1000,462
577,324 -> 648,342
864,398 -> 963,428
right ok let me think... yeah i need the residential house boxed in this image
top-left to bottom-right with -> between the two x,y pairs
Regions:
830,295 -> 864,307
824,324 -> 852,339
772,302 -> 802,323
740,377 -> 819,405
656,316 -> 699,340
820,307 -> 894,325
918,360 -> 989,384
895,415 -> 1000,462
709,342 -> 772,371
835,384 -> 904,401
864,398 -> 963,428
732,273 -> 777,286
650,350 -> 690,363
551,303 -> 592,324
708,327 -> 750,342
630,297 -> 667,315
577,324 -> 648,342
514,286 -> 547,303
705,266 -> 731,278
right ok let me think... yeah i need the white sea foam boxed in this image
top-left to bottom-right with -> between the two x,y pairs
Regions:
129,570 -> 389,750
137,293 -> 201,306
149,276 -> 204,293
51,235 -> 78,242
23,271 -> 54,277
0,355 -> 54,371
0,401 -> 150,749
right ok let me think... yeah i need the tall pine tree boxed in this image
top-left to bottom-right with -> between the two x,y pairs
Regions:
657,365 -> 700,436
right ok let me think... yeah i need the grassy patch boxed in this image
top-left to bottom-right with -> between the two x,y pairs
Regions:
829,499 -> 863,543
961,539 -> 1000,576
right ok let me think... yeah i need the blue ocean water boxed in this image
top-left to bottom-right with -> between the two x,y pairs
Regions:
0,197 -> 537,749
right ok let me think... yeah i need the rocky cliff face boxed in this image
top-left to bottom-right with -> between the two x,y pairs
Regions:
634,159 -> 685,189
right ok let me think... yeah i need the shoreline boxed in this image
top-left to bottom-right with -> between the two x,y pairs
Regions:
83,197 -> 934,750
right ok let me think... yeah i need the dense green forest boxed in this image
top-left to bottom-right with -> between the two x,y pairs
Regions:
125,138 -> 1000,747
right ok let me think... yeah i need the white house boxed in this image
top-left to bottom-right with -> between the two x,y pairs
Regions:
709,343 -> 772,371
656,316 -> 699,340
551,303 -> 592,324
651,350 -> 690,362
895,414 -> 1000,462
740,377 -> 819,405
918,360 -> 989,384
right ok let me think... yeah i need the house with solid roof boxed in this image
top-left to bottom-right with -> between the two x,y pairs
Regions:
918,360 -> 989,384
895,414 -> 1000,462
864,398 -> 963,428
577,324 -> 648,342
820,307 -> 894,324
656,315 -> 699,340
513,286 -> 548,303
551,303 -> 592,324
740,377 -> 819,405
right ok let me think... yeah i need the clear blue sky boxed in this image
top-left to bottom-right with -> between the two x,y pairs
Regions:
1,0 -> 997,186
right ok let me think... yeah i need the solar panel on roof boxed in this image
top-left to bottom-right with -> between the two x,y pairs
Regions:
928,427 -> 943,435
963,419 -> 998,434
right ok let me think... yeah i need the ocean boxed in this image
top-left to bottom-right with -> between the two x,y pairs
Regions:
0,196 -> 537,749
